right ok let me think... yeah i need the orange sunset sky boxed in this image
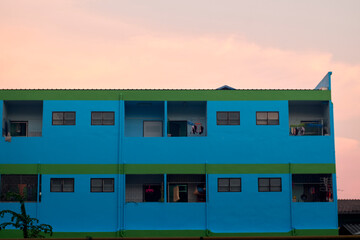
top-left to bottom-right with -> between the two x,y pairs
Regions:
1,0 -> 360,198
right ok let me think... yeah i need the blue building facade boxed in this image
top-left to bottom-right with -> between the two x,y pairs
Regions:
0,73 -> 337,238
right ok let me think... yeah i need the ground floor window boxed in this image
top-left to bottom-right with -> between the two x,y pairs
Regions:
167,174 -> 206,202
292,174 -> 333,202
218,178 -> 241,192
50,178 -> 74,192
91,178 -> 114,192
258,178 -> 282,192
126,174 -> 164,202
0,174 -> 39,201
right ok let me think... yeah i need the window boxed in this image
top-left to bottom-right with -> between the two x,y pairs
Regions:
52,112 -> 76,125
50,178 -> 74,192
218,178 -> 241,192
9,121 -> 28,136
292,174 -> 333,202
91,178 -> 114,192
258,178 -> 281,192
256,112 -> 279,125
217,112 -> 240,125
143,121 -> 163,137
91,112 -> 115,125
1,174 -> 40,202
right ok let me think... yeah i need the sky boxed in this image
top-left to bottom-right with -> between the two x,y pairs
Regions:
1,0 -> 360,198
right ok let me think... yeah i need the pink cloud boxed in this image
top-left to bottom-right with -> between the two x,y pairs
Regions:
336,137 -> 360,199
1,0 -> 360,199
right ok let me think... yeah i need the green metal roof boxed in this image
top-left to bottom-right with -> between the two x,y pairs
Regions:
0,89 -> 331,101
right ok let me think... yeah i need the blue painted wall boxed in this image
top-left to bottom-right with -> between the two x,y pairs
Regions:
0,99 -> 337,234
38,174 -> 119,232
208,174 -> 292,233
0,100 -> 335,165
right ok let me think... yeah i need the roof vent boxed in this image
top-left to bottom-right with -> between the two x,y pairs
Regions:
216,85 -> 236,90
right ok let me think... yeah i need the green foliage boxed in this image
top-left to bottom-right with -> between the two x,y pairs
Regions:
0,192 -> 53,238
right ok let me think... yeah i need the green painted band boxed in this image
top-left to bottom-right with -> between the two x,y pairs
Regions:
0,163 -> 336,174
290,163 -> 336,174
0,229 -> 338,238
0,89 -> 331,101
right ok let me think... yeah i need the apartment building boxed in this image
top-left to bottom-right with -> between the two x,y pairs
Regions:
0,72 -> 337,238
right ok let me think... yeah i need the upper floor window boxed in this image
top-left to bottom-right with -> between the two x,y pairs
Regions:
258,178 -> 282,192
91,112 -> 115,125
91,178 -> 114,192
256,112 -> 279,125
52,112 -> 76,125
218,178 -> 241,192
217,112 -> 240,125
50,178 -> 74,192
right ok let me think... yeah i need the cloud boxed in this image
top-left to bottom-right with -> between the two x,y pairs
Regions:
336,137 -> 360,199
1,0 -> 360,199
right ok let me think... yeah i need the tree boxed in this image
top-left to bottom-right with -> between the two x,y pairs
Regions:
0,192 -> 53,238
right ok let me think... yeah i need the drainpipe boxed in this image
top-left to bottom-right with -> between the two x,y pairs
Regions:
289,163 -> 294,236
116,93 -> 123,237
120,94 -> 125,236
205,103 -> 208,236
36,111 -> 42,219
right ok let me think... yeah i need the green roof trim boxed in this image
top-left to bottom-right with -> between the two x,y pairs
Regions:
0,163 -> 335,174
0,89 -> 331,101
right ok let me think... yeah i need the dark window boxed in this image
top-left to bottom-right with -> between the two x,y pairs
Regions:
50,178 -> 74,192
125,174 -> 164,202
258,178 -> 282,192
91,112 -> 115,125
256,112 -> 279,125
218,178 -> 241,192
52,112 -> 76,125
292,174 -> 333,202
0,174 -> 40,202
91,178 -> 114,192
9,121 -> 28,136
217,112 -> 240,125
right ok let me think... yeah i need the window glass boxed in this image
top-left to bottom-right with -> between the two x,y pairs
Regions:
230,178 -> 241,192
103,179 -> 114,192
63,179 -> 74,192
256,112 -> 279,125
91,112 -> 115,125
50,178 -> 74,192
52,112 -> 75,125
258,178 -> 281,192
52,112 -> 63,120
218,178 -> 230,192
91,178 -> 114,192
91,179 -> 103,192
218,178 -> 241,192
50,179 -> 62,192
217,112 -> 240,125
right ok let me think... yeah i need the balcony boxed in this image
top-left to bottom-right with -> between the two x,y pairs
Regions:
167,101 -> 207,137
125,101 -> 165,137
289,101 -> 330,136
2,101 -> 43,139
